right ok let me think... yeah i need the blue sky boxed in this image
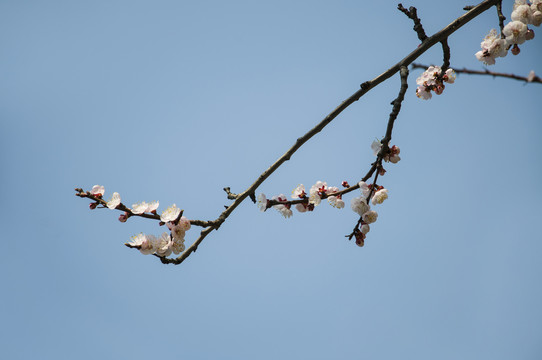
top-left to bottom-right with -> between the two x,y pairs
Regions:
1,1 -> 541,359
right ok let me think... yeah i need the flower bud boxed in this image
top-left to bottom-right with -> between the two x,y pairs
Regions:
355,230 -> 366,247
89,202 -> 98,210
526,29 -> 535,41
511,44 -> 520,55
118,212 -> 129,223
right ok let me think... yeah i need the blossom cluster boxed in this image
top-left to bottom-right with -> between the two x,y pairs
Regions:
257,181 -> 345,218
476,0 -> 540,65
127,216 -> 191,257
371,140 -> 401,164
415,65 -> 456,100
254,139 -> 400,246
87,185 -> 190,257
350,181 -> 388,247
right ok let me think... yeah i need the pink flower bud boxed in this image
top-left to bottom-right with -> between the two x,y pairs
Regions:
118,212 -> 129,223
511,44 -> 520,55
379,168 -> 387,176
355,230 -> 366,247
526,29 -> 535,41
434,83 -> 445,95
342,181 -> 350,188
89,202 -> 98,210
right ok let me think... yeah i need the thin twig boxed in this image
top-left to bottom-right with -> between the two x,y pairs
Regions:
397,4 -> 428,42
411,63 -> 542,84
223,187 -> 239,200
346,66 -> 409,241
74,188 -> 215,226
496,1 -> 506,36
440,38 -> 451,75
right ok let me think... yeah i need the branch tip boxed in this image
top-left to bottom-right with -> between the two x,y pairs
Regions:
397,3 -> 428,42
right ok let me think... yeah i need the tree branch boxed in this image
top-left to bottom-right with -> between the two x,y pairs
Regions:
76,0 -> 502,265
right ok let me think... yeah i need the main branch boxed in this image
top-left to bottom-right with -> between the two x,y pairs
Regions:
158,0 -> 501,265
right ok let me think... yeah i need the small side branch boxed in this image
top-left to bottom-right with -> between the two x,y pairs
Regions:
440,38 -> 451,75
74,187 -> 214,227
411,63 -> 542,84
382,66 -> 409,150
397,3 -> 428,42
346,66 -> 409,241
223,187 -> 239,200
496,0 -> 506,35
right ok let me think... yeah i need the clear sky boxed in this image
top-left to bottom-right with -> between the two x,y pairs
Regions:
1,1 -> 541,359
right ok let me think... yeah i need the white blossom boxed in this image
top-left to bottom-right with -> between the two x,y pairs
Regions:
272,194 -> 293,218
292,184 -> 306,199
308,193 -> 321,206
131,201 -> 149,215
177,216 -> 191,231
155,232 -> 173,257
351,196 -> 370,216
415,65 -> 455,99
358,181 -> 371,198
170,225 -> 186,241
279,208 -> 293,218
127,233 -> 156,255
146,201 -> 159,213
362,210 -> 378,224
295,203 -> 308,213
475,29 -> 508,65
90,185 -> 105,197
257,193 -> 268,212
371,189 -> 389,205
371,140 -> 382,156
444,69 -> 456,84
503,21 -> 528,44
172,238 -> 186,255
360,224 -> 370,234
327,187 -> 343,208
106,192 -> 121,209
385,145 -> 401,164
531,10 -> 542,26
416,66 -> 433,86
511,4 -> 533,24
161,204 -> 181,223
514,0 -> 527,10
309,181 -> 327,206
416,85 -> 432,100
388,154 -> 401,164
